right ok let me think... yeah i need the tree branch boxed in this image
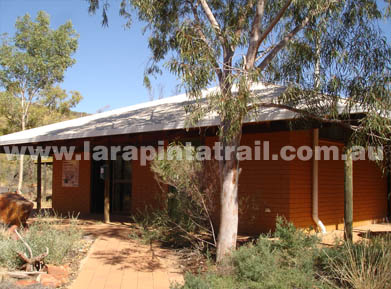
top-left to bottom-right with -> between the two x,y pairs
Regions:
234,0 -> 254,41
246,0 -> 292,70
257,0 -> 337,72
189,1 -> 223,82
198,0 -> 225,45
245,0 -> 265,70
257,16 -> 310,71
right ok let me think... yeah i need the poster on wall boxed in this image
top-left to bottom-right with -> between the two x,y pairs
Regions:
62,160 -> 79,187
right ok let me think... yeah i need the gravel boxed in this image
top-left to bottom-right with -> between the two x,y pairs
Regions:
0,282 -> 52,289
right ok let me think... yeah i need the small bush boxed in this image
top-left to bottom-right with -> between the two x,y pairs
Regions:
274,216 -> 318,255
0,215 -> 83,270
320,235 -> 391,289
172,217 -> 331,289
175,217 -> 391,289
150,143 -> 219,249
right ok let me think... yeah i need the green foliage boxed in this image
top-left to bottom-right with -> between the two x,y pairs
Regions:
0,155 -> 40,194
0,11 -> 78,93
0,10 -> 81,132
273,216 -> 318,255
39,86 -> 82,115
129,207 -> 167,246
150,143 -> 219,247
0,91 -> 83,135
131,205 -> 213,250
174,218 -> 391,289
87,0 -> 391,144
0,214 -> 83,269
172,218 -> 329,289
0,10 -> 82,191
89,0 -> 391,260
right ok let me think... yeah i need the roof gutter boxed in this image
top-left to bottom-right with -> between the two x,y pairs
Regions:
313,128 -> 327,234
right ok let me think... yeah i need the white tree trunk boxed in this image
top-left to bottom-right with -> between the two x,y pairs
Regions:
216,136 -> 240,262
17,113 -> 26,193
17,155 -> 24,193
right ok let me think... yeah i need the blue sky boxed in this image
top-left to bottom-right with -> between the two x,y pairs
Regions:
0,0 -> 182,114
0,0 -> 390,114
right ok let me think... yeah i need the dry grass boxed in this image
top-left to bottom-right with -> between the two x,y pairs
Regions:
323,236 -> 391,289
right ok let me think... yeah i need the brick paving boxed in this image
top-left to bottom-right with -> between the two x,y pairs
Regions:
320,223 -> 391,245
70,222 -> 183,289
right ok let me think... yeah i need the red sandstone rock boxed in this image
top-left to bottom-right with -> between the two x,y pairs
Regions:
46,264 -> 70,284
15,279 -> 39,286
0,193 -> 33,227
40,273 -> 61,288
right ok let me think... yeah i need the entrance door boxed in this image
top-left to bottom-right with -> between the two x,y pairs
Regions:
111,157 -> 132,214
91,160 -> 105,214
91,158 -> 132,214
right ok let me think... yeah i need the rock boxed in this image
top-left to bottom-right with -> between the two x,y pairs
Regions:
0,193 -> 33,227
40,274 -> 61,288
46,265 -> 69,285
15,279 -> 39,287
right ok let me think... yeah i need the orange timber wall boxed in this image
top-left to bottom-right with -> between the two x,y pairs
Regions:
208,129 -> 388,234
51,130 -> 388,233
131,158 -> 164,214
51,154 -> 164,217
233,131 -> 291,234
288,130 -> 388,231
52,153 -> 91,215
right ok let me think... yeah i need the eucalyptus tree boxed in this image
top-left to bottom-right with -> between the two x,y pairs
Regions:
0,11 -> 79,192
0,87 -> 82,134
87,0 -> 391,259
263,1 -> 391,240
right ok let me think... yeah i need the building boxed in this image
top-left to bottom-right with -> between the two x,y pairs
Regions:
0,84 -> 389,234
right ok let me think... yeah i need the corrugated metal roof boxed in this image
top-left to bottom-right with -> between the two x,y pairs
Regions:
0,84 -> 293,146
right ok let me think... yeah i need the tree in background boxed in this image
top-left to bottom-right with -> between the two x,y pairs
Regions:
0,89 -> 83,195
87,0 -> 391,260
0,88 -> 82,135
0,11 -> 80,192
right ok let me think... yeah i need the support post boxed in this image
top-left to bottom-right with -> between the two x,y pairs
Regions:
37,155 -> 42,211
104,159 -> 111,223
344,147 -> 353,241
43,163 -> 47,197
387,169 -> 390,220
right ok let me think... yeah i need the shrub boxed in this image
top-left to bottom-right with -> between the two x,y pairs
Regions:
320,234 -> 391,289
0,232 -> 24,269
172,218 -> 331,289
144,143 -> 219,249
273,216 -> 318,255
0,215 -> 83,270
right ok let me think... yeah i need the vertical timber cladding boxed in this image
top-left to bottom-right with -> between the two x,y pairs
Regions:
287,129 -> 313,228
131,143 -> 167,215
206,131 -> 292,235
52,152 -> 91,215
288,130 -> 388,230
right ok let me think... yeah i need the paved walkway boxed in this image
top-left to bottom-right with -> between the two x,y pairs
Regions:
70,222 -> 183,289
320,223 -> 391,245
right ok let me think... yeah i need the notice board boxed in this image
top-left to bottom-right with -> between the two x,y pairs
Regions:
62,160 -> 79,187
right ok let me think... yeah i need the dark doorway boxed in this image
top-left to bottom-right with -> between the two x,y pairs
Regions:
90,157 -> 132,215
111,157 -> 132,214
91,160 -> 105,213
